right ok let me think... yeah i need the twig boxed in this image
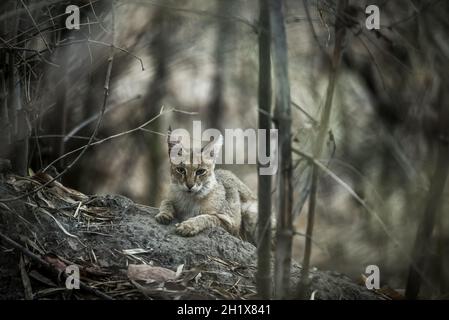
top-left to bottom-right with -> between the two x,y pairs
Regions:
89,0 -> 110,34
298,163 -> 317,298
291,100 -> 318,124
0,232 -> 113,300
293,231 -> 328,254
74,39 -> 144,71
139,128 -> 166,137
13,38 -> 145,71
41,107 -> 196,174
0,37 -> 38,79
302,0 -> 328,59
12,22 -> 98,49
4,1 -> 100,44
32,134 -> 99,141
292,147 -> 435,290
19,0 -> 52,53
0,17 -> 116,203
382,0 -> 442,29
64,95 -> 142,142
39,208 -> 79,239
297,0 -> 347,298
19,255 -> 33,300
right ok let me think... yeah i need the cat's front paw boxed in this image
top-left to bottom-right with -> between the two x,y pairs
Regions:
155,211 -> 174,224
175,220 -> 200,237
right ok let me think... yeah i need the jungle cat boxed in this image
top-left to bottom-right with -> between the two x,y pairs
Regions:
155,129 -> 259,244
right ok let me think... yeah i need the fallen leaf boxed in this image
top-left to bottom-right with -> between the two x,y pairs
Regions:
123,248 -> 152,255
127,264 -> 176,283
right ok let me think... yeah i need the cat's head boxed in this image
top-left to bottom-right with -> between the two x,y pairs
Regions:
167,128 -> 223,195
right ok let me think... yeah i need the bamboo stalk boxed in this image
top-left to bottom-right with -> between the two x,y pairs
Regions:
256,0 -> 272,299
270,0 -> 293,299
297,0 -> 348,298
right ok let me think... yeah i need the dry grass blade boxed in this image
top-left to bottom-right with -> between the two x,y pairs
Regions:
39,208 -> 79,239
19,255 -> 33,300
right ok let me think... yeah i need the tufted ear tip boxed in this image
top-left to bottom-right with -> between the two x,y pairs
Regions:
215,134 -> 223,148
167,126 -> 173,142
167,126 -> 178,152
202,134 -> 223,162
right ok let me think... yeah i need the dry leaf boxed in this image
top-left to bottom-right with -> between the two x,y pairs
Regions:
123,248 -> 152,255
127,264 -> 176,282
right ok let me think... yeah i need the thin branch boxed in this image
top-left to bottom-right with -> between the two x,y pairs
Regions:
64,95 -> 142,143
291,100 -> 318,124
292,147 -> 436,291
302,0 -> 327,58
19,255 -> 33,300
40,107 -> 196,174
293,231 -> 328,254
12,22 -> 99,49
0,17 -> 116,203
4,1 -> 101,44
19,0 -> 52,53
0,231 -> 113,300
89,0 -> 110,34
12,38 -> 145,71
32,134 -> 99,141
299,163 -> 317,295
0,37 -> 38,79
297,0 -> 348,298
84,39 -> 145,71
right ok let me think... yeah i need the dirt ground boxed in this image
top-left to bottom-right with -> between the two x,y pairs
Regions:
0,173 -> 380,300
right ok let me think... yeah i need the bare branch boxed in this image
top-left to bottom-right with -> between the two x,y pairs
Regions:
19,0 -> 52,53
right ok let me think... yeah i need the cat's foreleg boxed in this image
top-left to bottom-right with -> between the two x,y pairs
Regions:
155,199 -> 175,224
175,214 -> 221,236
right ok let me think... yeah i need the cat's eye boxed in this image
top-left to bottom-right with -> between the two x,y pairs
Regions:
176,167 -> 186,175
195,169 -> 207,176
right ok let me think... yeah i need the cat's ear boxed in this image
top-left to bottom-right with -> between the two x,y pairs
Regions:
202,134 -> 223,163
167,126 -> 183,159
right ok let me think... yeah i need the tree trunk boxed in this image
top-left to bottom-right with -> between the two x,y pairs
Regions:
270,0 -> 293,299
297,0 -> 347,298
256,0 -> 272,299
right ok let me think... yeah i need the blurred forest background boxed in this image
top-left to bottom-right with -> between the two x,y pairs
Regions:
1,0 -> 449,299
